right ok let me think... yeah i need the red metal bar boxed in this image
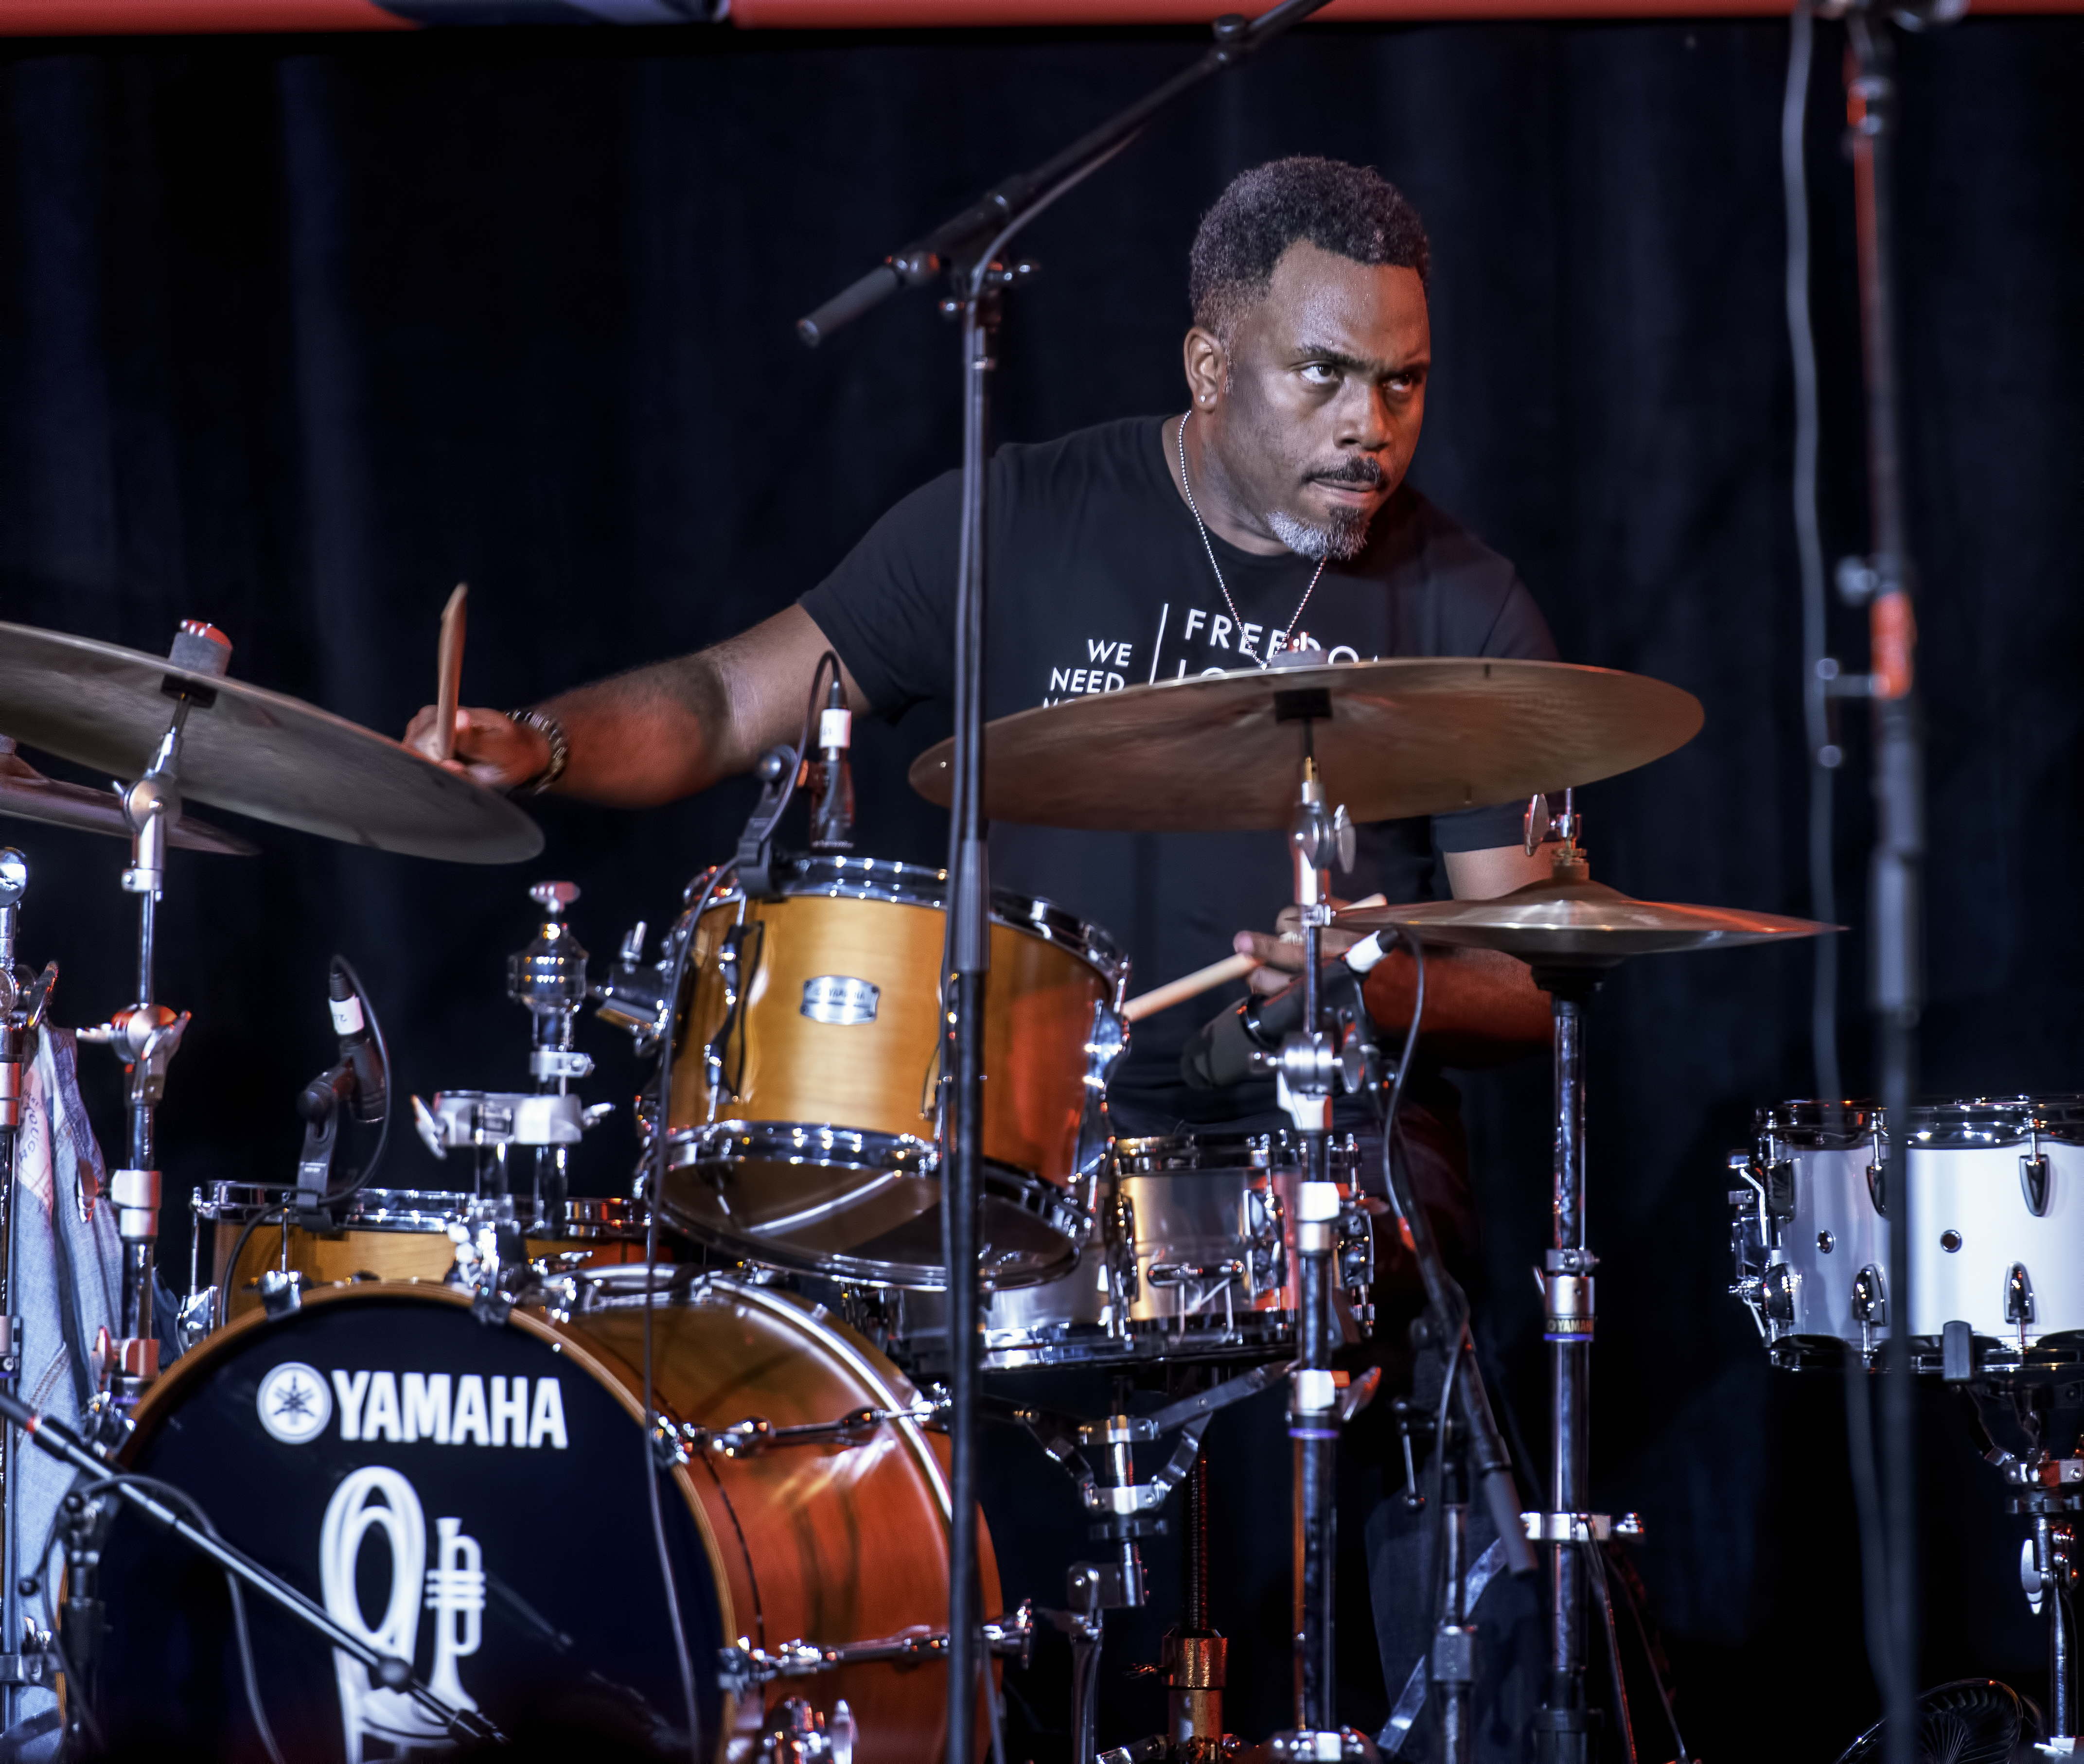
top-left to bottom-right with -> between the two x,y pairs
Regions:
0,0 -> 2072,39
0,0 -> 411,31
733,0 -> 2077,22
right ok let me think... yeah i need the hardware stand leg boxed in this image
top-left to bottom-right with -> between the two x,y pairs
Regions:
1533,976 -> 1600,1764
1435,1425 -> 1471,1764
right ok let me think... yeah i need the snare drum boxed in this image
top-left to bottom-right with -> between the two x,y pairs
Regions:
1729,1095 -> 2084,1369
98,1274 -> 1000,1760
197,1184 -> 647,1324
889,1132 -> 1374,1372
661,856 -> 1126,1289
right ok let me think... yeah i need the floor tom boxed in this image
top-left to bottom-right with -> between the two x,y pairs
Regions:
1729,1095 -> 2084,1370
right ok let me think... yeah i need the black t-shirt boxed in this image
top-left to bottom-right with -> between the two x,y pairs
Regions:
800,415 -> 1556,1129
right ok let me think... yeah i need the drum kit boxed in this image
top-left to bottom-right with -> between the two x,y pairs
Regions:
0,605 -> 2038,1764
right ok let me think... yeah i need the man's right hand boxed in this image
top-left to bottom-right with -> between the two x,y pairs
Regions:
404,705 -> 548,794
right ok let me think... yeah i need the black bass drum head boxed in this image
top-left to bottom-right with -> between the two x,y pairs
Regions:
96,1287 -> 724,1760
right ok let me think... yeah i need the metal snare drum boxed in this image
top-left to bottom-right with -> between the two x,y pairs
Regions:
888,1131 -> 1374,1372
98,1275 -> 998,1760
1729,1095 -> 2084,1369
660,855 -> 1126,1290
195,1183 -> 648,1326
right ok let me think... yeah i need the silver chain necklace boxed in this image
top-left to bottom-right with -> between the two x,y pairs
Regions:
1176,410 -> 1326,662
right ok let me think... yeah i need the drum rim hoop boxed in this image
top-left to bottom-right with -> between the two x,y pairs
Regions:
1110,1130 -> 1363,1173
1757,1095 -> 2084,1148
682,854 -> 1130,994
658,1128 -> 1090,1290
197,1182 -> 643,1237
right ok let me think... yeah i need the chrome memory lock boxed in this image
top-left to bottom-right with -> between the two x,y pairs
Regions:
110,1167 -> 161,1241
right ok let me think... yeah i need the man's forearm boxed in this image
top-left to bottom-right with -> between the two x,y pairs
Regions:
536,653 -> 734,808
525,604 -> 861,809
1361,945 -> 1552,1067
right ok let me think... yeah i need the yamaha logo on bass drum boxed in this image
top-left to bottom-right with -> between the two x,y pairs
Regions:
258,1362 -> 570,1450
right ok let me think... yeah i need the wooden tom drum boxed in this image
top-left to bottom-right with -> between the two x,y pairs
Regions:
661,855 -> 1126,1289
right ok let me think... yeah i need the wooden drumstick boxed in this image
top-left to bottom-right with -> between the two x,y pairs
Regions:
1117,895 -> 1391,1024
433,583 -> 468,763
1121,953 -> 1261,1023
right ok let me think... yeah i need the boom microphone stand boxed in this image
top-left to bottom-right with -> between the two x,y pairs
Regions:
797,8 -> 1337,1755
0,1385 -> 499,1747
1833,9 -> 1941,1757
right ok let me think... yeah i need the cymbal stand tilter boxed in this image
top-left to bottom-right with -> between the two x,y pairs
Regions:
0,852 -> 57,1735
76,622 -> 225,1409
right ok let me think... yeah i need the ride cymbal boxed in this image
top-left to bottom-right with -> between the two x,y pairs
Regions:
908,657 -> 1703,832
0,623 -> 540,864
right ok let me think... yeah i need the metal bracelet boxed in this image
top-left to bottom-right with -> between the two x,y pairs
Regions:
505,708 -> 571,796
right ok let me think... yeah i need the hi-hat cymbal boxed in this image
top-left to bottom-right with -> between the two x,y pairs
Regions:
0,623 -> 541,864
0,741 -> 256,855
908,658 -> 1703,831
1336,876 -> 1836,964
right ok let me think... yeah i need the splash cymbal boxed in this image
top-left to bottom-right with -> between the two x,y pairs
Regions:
908,657 -> 1703,831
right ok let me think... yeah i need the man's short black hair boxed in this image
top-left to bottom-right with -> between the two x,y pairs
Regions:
1188,157 -> 1430,343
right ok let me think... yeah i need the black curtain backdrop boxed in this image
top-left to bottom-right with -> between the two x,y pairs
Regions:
0,15 -> 2080,1760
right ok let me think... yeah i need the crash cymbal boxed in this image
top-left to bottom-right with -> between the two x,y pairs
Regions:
1336,875 -> 1835,964
908,658 -> 1703,831
0,740 -> 256,855
0,623 -> 541,864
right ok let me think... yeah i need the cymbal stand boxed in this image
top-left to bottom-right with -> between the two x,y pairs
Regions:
1957,1383 -> 2084,1753
78,622 -> 225,1400
1262,733 -> 1374,1762
1519,806 -> 1640,1764
0,851 -> 56,1734
508,881 -> 594,1238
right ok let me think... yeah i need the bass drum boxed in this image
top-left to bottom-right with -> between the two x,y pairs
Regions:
97,1276 -> 996,1761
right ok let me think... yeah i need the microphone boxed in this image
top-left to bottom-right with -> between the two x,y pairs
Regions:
807,675 -> 855,854
1180,933 -> 1390,1090
328,962 -> 387,1125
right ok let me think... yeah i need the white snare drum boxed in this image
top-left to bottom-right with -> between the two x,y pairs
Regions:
1728,1096 -> 2084,1370
888,1131 -> 1374,1372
